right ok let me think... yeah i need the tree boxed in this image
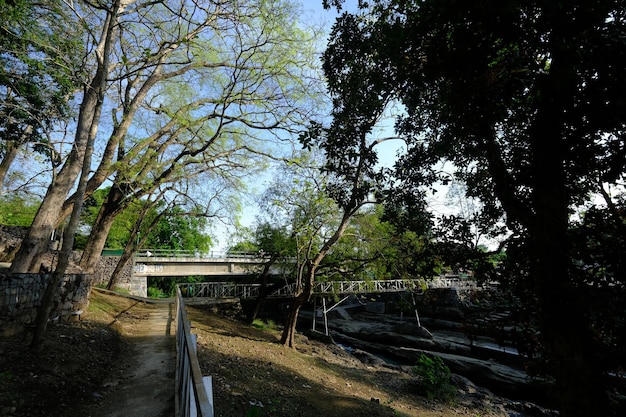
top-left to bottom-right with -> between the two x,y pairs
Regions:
10,0 -> 325,275
235,222 -> 297,324
0,0 -> 83,192
76,187 -> 137,249
76,0 -> 322,273
104,189 -> 171,290
322,1 -> 626,415
259,133 -> 378,347
8,0 -> 120,273
144,206 -> 211,252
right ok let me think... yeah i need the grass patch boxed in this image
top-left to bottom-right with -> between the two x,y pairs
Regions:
251,319 -> 277,330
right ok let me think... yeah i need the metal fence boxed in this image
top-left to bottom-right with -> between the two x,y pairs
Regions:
175,286 -> 214,417
180,279 -> 433,299
136,249 -> 262,259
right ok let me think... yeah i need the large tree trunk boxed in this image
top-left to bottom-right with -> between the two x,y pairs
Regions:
10,6 -> 118,274
0,140 -> 20,192
79,185 -> 126,272
280,291 -> 309,348
281,262 -> 314,348
9,150 -> 87,273
30,86 -> 97,350
531,151 -> 607,416
528,50 -> 610,416
280,211 -> 355,348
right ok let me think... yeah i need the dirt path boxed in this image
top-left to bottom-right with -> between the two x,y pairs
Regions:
91,301 -> 176,417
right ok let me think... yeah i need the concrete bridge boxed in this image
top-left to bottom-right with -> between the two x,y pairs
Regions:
127,249 -> 485,298
133,250 -> 280,278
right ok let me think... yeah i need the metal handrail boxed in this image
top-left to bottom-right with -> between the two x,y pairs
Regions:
175,286 -> 214,417
178,278 -> 488,300
136,249 -> 264,259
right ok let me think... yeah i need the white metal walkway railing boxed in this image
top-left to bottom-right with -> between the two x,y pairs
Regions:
178,278 -> 485,300
175,286 -> 214,417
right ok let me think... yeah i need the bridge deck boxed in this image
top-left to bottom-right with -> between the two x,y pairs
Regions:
179,278 -> 482,299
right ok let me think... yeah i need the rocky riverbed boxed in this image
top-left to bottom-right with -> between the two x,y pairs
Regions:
289,288 -> 557,414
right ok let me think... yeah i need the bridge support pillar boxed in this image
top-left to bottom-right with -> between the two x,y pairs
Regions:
115,275 -> 147,298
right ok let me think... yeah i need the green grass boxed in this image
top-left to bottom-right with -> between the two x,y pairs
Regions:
251,319 -> 277,331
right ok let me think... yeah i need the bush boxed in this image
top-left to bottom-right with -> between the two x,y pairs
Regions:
147,286 -> 167,298
414,354 -> 456,401
251,319 -> 276,330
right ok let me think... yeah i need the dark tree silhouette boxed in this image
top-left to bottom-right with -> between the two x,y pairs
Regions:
322,1 -> 626,415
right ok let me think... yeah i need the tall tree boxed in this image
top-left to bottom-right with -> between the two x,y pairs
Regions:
259,136 -> 378,347
77,0 -> 321,273
0,0 -> 82,192
322,1 -> 626,415
10,0 -> 324,274
9,0 -> 122,273
30,92 -> 95,350
231,222 -> 297,323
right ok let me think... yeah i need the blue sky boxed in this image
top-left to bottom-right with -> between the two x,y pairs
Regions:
211,0 -> 408,251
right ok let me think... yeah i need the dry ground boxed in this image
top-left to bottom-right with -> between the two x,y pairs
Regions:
187,304 -> 509,417
1,291 -> 509,417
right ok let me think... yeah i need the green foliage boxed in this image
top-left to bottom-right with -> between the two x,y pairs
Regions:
77,190 -> 212,252
228,240 -> 259,254
322,1 -> 626,413
0,195 -> 39,226
245,406 -> 261,417
75,188 -> 144,250
148,276 -> 204,298
414,354 -> 455,401
147,286 -> 168,299
0,0 -> 83,159
251,319 -> 277,330
145,206 -> 211,253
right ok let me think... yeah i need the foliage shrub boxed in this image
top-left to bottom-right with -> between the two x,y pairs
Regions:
147,286 -> 167,298
251,319 -> 276,331
414,354 -> 456,401
148,276 -> 204,298
245,405 -> 261,417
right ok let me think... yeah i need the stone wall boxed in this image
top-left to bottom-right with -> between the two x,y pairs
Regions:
93,256 -> 145,297
0,272 -> 93,337
0,225 -> 143,335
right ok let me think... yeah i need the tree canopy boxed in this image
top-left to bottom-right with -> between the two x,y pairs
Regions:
322,1 -> 626,416
9,0 -> 326,275
0,0 -> 83,191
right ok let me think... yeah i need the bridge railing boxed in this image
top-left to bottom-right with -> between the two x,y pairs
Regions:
180,279 -> 434,299
182,282 -> 263,299
175,286 -> 214,417
136,249 -> 265,259
427,277 -> 480,290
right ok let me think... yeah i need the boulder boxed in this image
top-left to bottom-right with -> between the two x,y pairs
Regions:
392,322 -> 433,339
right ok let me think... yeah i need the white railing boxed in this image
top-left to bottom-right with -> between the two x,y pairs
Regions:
175,287 -> 214,417
137,249 -> 263,259
427,277 -> 483,290
180,279 -> 434,299
179,278 -> 489,300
